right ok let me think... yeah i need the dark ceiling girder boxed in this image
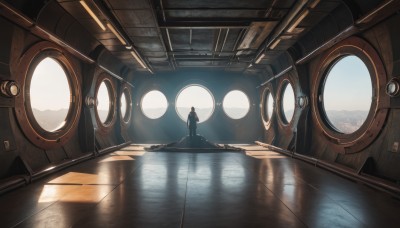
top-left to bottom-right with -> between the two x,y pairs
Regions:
252,0 -> 309,66
159,25 -> 248,29
91,0 -> 154,73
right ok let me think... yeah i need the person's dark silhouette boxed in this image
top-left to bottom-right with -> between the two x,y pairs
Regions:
187,107 -> 199,139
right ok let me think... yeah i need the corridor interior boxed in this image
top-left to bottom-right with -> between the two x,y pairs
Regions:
1,145 -> 400,227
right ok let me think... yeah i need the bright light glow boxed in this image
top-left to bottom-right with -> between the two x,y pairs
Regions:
97,81 -> 111,123
107,23 -> 127,45
323,55 -> 372,134
130,51 -> 147,69
79,0 -> 106,31
141,90 -> 168,119
99,156 -> 134,162
269,38 -> 281,49
266,92 -> 274,120
30,57 -> 70,132
223,90 -> 250,119
120,91 -> 127,119
282,83 -> 295,123
255,53 -> 265,64
287,10 -> 309,33
176,85 -> 214,123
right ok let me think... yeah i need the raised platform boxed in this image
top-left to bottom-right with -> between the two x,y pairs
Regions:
145,135 -> 243,152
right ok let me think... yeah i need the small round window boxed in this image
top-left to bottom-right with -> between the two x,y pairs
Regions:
176,85 -> 214,123
141,90 -> 168,119
266,92 -> 274,121
281,82 -> 295,124
29,57 -> 71,132
322,55 -> 372,134
121,88 -> 132,124
223,90 -> 250,119
96,80 -> 114,125
121,92 -> 127,119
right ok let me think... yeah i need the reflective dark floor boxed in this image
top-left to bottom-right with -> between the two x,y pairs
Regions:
1,145 -> 400,228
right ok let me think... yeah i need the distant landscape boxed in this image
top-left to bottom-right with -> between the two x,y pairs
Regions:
325,110 -> 369,134
32,108 -> 68,132
32,108 -> 110,131
31,108 -> 369,134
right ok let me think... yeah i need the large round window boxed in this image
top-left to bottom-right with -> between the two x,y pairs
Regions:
281,82 -> 295,124
176,85 -> 214,123
223,90 -> 250,119
322,55 -> 372,134
30,57 -> 71,132
14,42 -> 82,149
96,80 -> 113,124
141,90 -> 168,119
312,37 -> 389,153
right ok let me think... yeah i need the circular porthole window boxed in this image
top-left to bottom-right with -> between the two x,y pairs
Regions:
121,92 -> 127,119
141,90 -> 168,119
223,90 -> 250,119
96,79 -> 115,125
175,85 -> 214,123
322,55 -> 372,134
312,37 -> 389,153
120,86 -> 132,124
261,87 -> 274,129
266,91 -> 274,121
15,42 -> 82,149
280,81 -> 295,124
30,57 -> 71,132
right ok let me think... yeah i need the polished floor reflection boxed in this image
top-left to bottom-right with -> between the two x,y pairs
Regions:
1,145 -> 400,227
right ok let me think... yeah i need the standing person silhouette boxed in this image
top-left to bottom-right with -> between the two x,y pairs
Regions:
187,107 -> 199,139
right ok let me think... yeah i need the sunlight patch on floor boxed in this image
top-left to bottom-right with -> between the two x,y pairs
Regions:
111,151 -> 146,156
38,184 -> 113,203
99,155 -> 135,163
245,151 -> 287,159
49,172 -> 112,185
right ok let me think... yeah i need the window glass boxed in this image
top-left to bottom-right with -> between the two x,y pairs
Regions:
141,90 -> 168,119
223,90 -> 250,119
323,55 -> 372,134
97,81 -> 111,123
282,82 -> 295,123
266,92 -> 274,120
176,85 -> 214,123
121,91 -> 127,120
30,57 -> 70,132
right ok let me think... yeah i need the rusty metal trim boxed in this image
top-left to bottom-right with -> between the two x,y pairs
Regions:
311,36 -> 389,153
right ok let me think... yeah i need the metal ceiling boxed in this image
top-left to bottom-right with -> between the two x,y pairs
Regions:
58,0 -> 341,75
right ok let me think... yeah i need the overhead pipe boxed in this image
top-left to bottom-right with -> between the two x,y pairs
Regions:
0,1 -> 133,86
253,0 -> 309,64
255,141 -> 400,197
257,66 -> 293,88
296,0 -> 399,65
90,0 -> 153,73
